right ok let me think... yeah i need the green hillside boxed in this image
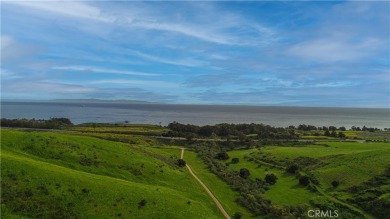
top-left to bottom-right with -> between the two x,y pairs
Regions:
1,129 -> 222,219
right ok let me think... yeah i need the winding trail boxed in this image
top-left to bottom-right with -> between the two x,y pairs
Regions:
180,148 -> 231,219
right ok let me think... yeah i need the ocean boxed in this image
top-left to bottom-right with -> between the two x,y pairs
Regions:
1,101 -> 389,129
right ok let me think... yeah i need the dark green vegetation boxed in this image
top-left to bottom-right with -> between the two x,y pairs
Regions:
1,119 -> 390,218
1,118 -> 73,129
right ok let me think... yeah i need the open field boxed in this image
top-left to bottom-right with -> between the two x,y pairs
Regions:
71,124 -> 167,136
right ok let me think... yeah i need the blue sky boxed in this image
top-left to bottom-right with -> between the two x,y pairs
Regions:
1,1 -> 389,107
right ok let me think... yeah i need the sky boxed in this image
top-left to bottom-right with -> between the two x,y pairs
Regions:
1,1 -> 389,107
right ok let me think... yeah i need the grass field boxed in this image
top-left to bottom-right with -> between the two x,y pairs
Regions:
226,149 -> 321,206
1,129 -> 223,219
255,141 -> 390,190
71,124 -> 167,136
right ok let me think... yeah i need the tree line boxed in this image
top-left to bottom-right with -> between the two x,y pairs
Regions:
164,122 -> 298,139
1,118 -> 73,129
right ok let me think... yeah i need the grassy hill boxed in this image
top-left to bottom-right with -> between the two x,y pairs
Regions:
2,125 -> 389,219
1,129 -> 223,219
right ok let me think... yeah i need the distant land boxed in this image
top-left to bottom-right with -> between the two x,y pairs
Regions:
2,99 -> 389,109
1,99 -> 157,104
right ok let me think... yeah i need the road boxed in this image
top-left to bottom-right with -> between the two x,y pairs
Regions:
180,148 -> 231,219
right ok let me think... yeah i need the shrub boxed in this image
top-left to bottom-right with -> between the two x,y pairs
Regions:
239,168 -> 250,179
177,159 -> 186,167
331,180 -> 339,188
299,176 -> 310,186
216,152 -> 229,160
265,173 -> 278,185
138,199 -> 147,209
231,158 -> 240,164
286,164 -> 299,174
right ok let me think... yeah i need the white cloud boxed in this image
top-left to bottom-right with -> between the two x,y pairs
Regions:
1,35 -> 39,64
131,51 -> 205,67
286,38 -> 382,63
0,69 -> 22,80
89,79 -> 178,88
3,80 -> 96,94
52,65 -> 159,76
4,1 -> 114,23
3,1 -> 274,46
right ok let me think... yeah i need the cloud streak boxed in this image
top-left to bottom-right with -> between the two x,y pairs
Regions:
52,66 -> 159,77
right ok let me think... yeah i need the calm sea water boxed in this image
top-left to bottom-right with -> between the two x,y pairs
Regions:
1,101 -> 389,129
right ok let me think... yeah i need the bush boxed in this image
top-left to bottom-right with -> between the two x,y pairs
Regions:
299,176 -> 310,186
331,180 -> 339,188
177,159 -> 186,167
239,168 -> 250,179
216,152 -> 229,160
138,199 -> 147,209
265,173 -> 278,185
286,164 -> 299,174
231,158 -> 239,164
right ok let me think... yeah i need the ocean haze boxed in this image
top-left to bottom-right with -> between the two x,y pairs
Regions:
2,101 -> 389,129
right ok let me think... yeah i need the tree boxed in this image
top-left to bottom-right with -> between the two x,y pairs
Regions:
216,152 -> 229,160
177,159 -> 186,167
231,158 -> 239,164
286,164 -> 299,174
265,173 -> 278,185
324,130 -> 330,136
299,176 -> 310,186
239,168 -> 250,179
338,132 -> 346,138
331,180 -> 339,188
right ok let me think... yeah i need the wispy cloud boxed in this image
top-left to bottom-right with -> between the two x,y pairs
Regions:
4,1 -> 274,46
89,79 -> 179,88
286,38 -> 382,63
130,51 -> 205,67
1,35 -> 40,64
3,80 -> 96,94
52,65 -> 159,77
2,1 -> 389,107
5,1 -> 113,23
0,69 -> 22,80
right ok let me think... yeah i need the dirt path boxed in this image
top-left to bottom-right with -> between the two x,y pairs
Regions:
181,148 -> 231,219
180,147 -> 185,159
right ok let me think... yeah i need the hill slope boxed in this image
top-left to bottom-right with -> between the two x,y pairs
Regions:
1,129 -> 222,218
